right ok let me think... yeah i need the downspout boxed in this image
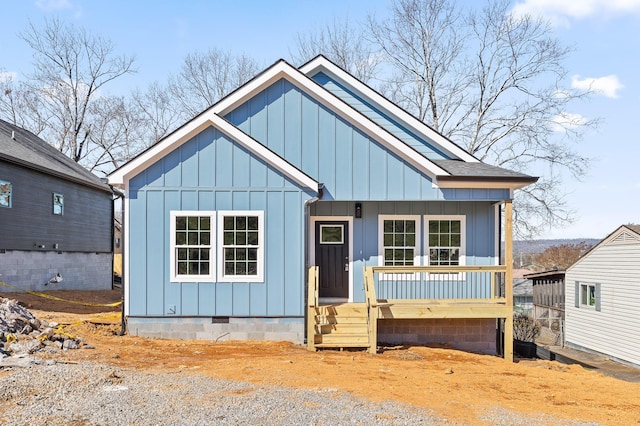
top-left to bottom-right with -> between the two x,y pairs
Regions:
106,183 -> 126,337
303,183 -> 323,345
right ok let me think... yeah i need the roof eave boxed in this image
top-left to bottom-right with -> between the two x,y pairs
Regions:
436,176 -> 538,190
1,154 -> 113,194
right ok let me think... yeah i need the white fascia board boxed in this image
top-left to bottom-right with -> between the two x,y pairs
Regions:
108,114 -> 213,185
216,61 -> 447,179
436,179 -> 532,191
108,110 -> 318,192
109,59 -> 447,185
209,114 -> 318,191
300,56 -> 479,163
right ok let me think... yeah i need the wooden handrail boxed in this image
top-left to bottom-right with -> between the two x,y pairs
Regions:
307,266 -> 319,351
364,267 -> 378,354
307,266 -> 319,308
370,265 -> 507,273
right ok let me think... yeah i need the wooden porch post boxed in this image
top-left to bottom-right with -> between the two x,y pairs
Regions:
504,200 -> 514,361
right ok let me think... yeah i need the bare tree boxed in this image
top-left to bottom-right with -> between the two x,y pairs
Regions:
291,17 -> 381,84
534,242 -> 592,270
82,95 -> 147,175
131,81 -> 181,146
167,48 -> 260,118
18,17 -> 135,165
0,72 -> 49,135
366,0 -> 594,237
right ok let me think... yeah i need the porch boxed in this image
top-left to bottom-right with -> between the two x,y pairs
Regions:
307,265 -> 514,360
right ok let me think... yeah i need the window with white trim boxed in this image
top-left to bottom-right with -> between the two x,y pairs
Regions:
378,215 -> 421,266
218,211 -> 264,282
170,211 -> 215,282
0,180 -> 12,208
425,216 -> 465,266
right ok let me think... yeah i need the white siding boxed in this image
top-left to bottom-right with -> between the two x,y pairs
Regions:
565,228 -> 640,366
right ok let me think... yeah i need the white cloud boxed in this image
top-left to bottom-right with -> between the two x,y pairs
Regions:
571,75 -> 624,98
511,0 -> 640,26
550,112 -> 587,132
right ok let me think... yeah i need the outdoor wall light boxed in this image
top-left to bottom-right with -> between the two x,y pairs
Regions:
355,202 -> 362,218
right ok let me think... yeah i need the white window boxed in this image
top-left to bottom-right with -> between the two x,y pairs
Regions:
170,211 -> 215,282
581,283 -> 596,307
378,215 -> 421,266
217,211 -> 264,282
0,180 -> 11,208
53,193 -> 64,215
425,216 -> 465,267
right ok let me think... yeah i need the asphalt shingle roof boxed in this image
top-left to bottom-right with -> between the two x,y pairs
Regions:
0,119 -> 110,193
433,159 -> 537,182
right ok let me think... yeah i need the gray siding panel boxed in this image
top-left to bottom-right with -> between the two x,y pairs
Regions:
0,161 -> 112,252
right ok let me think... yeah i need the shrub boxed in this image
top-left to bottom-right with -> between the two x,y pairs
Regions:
513,313 -> 540,342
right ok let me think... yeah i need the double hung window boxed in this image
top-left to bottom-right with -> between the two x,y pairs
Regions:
426,217 -> 464,267
218,211 -> 264,282
170,211 -> 215,282
169,210 -> 264,283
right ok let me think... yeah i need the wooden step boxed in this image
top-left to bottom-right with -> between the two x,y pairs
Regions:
316,304 -> 367,316
314,342 -> 370,349
315,315 -> 368,324
314,333 -> 370,345
315,323 -> 368,334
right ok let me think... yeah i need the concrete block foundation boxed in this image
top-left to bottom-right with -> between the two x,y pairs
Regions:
0,250 -> 112,292
378,318 -> 498,354
127,317 -> 305,344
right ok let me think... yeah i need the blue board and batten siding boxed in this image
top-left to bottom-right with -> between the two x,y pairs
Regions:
128,127 -> 314,317
312,200 -> 498,303
126,76 -> 507,321
310,72 -> 449,160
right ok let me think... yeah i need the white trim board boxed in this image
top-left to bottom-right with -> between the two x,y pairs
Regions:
300,55 -> 478,164
109,59 -> 450,187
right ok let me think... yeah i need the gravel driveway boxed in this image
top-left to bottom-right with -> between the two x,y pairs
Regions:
0,359 -> 596,425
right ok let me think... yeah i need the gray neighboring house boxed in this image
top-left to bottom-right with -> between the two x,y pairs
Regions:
0,119 -> 114,292
565,225 -> 640,367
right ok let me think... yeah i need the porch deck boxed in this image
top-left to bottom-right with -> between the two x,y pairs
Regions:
307,265 -> 514,360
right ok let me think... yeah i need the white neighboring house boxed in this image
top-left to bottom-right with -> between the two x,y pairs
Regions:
565,224 -> 640,367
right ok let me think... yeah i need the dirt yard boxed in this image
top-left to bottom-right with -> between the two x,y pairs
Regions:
2,289 -> 639,425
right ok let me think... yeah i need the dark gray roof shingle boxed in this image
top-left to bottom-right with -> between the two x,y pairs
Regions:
433,159 -> 537,183
0,119 -> 110,193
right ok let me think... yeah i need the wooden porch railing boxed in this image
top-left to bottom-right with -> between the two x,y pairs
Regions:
307,266 -> 319,351
364,265 -> 513,358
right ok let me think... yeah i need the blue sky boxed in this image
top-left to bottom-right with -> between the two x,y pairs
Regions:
1,0 -> 639,240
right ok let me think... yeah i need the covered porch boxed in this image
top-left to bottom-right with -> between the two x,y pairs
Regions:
307,202 -> 516,360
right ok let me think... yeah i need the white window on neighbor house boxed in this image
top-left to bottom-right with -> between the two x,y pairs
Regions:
425,216 -> 466,267
577,282 -> 601,311
170,211 -> 215,282
0,180 -> 12,208
53,193 -> 64,215
378,215 -> 421,267
217,211 -> 264,282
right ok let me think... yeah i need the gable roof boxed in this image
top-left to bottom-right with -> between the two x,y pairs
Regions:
108,93 -> 320,192
110,57 -> 536,191
0,119 -> 112,193
299,55 -> 479,163
567,224 -> 640,272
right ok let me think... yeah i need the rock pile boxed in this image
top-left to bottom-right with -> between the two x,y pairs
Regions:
1,297 -> 84,359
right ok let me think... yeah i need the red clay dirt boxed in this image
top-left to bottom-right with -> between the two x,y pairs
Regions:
2,289 -> 639,425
